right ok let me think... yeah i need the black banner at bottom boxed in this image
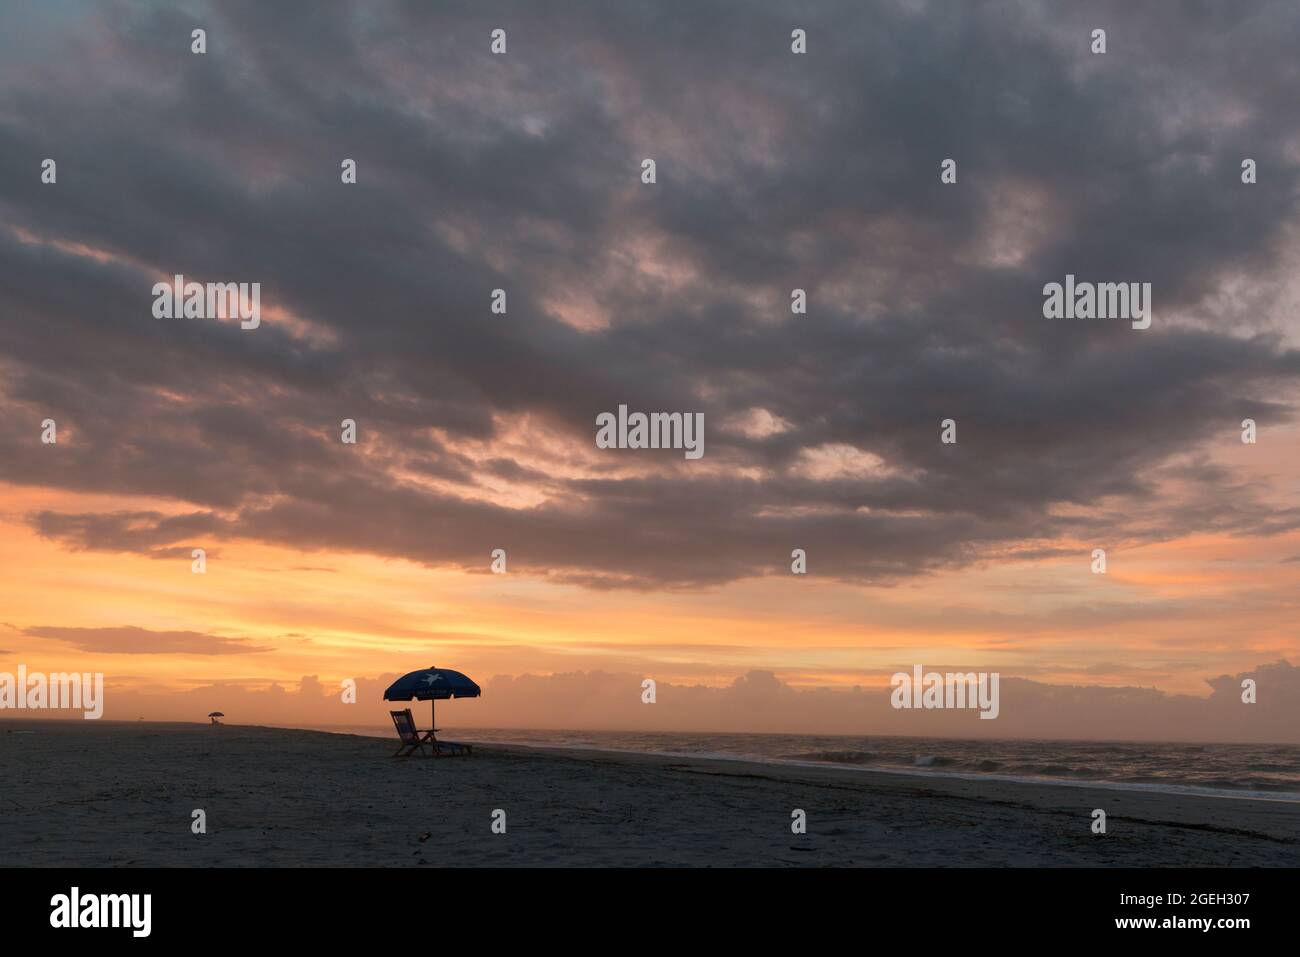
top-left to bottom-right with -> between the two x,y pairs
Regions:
0,867 -> 1288,943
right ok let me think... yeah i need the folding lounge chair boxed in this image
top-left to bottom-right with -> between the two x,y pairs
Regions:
390,709 -> 430,757
389,708 -> 474,758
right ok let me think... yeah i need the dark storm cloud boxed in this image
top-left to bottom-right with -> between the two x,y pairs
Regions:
1,0 -> 1298,586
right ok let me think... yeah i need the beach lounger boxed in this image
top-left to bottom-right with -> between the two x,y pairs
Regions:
433,739 -> 473,757
390,709 -> 429,757
389,708 -> 473,758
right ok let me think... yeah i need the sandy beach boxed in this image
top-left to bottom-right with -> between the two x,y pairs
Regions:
2,720 -> 1297,867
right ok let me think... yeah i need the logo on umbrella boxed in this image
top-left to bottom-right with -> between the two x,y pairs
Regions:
423,674 -> 443,686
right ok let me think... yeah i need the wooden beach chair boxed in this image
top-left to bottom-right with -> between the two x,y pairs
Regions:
389,708 -> 474,758
389,709 -> 430,757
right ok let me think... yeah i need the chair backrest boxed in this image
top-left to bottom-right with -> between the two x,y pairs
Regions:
390,709 -> 419,744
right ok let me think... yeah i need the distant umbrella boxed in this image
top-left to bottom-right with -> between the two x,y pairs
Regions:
208,711 -> 225,725
383,666 -> 480,733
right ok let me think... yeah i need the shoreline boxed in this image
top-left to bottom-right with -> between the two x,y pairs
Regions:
8,717 -> 1300,804
250,721 -> 1300,805
3,721 -> 1299,866
444,736 -> 1300,805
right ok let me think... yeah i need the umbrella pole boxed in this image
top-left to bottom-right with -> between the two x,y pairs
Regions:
431,697 -> 436,742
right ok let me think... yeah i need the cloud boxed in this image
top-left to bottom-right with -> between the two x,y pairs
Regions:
22,660 -> 1299,744
468,662 -> 1300,742
0,0 -> 1297,589
23,625 -> 273,655
28,511 -> 232,559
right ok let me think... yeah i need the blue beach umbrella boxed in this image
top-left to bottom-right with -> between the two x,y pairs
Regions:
383,666 -> 481,732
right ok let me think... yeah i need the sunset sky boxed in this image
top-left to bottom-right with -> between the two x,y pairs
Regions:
1,1 -> 1298,737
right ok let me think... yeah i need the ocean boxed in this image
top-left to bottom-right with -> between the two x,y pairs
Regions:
315,725 -> 1300,802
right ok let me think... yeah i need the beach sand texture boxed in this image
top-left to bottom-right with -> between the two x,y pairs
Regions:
2,721 -> 1297,867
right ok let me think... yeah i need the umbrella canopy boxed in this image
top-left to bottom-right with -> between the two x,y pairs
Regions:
383,667 -> 481,702
208,711 -> 225,717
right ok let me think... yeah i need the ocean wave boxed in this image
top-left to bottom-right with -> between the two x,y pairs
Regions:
784,750 -> 878,764
913,754 -> 957,767
337,726 -> 1300,797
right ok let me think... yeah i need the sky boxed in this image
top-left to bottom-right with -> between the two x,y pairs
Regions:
0,0 -> 1298,740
